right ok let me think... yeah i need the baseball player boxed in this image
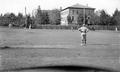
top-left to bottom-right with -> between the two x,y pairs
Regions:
78,24 -> 89,46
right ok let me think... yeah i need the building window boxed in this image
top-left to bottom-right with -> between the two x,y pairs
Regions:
72,10 -> 74,14
72,16 -> 74,21
76,10 -> 79,14
89,10 -> 91,14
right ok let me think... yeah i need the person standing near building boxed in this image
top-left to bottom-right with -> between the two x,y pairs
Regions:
8,23 -> 12,28
78,24 -> 89,46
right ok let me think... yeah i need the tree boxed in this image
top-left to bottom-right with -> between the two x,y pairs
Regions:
41,11 -> 49,24
0,13 -> 17,26
111,9 -> 120,26
8,13 -> 16,23
35,5 -> 42,25
77,14 -> 84,25
0,13 -> 10,26
49,9 -> 61,25
0,12 -> 27,27
90,12 -> 100,25
99,10 -> 111,25
16,13 -> 25,26
18,13 -> 23,18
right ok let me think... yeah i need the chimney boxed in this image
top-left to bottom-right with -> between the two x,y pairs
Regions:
60,7 -> 62,11
86,4 -> 88,7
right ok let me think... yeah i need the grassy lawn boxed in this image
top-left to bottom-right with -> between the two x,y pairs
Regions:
0,27 -> 120,72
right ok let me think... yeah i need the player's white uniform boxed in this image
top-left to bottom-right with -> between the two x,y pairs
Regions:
78,26 -> 89,45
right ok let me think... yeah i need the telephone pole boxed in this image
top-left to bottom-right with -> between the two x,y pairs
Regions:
25,6 -> 27,16
84,8 -> 86,24
25,6 -> 27,28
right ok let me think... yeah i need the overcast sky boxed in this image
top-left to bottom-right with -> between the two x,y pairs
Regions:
0,0 -> 120,15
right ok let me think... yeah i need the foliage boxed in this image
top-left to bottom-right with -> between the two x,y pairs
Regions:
16,13 -> 25,27
77,14 -> 84,25
111,9 -> 120,26
90,13 -> 100,25
90,10 -> 112,26
34,6 -> 50,25
0,13 -> 25,26
99,10 -> 111,25
34,5 -> 42,25
48,9 -> 61,25
41,11 -> 50,24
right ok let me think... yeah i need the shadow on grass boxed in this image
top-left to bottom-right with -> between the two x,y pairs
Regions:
2,65 -> 118,72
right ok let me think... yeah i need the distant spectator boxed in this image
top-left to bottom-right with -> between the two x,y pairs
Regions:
115,27 -> 118,31
8,23 -> 12,28
29,24 -> 32,29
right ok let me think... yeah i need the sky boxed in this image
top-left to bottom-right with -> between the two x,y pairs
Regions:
0,0 -> 120,15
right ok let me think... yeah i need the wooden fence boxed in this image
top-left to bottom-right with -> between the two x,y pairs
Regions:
32,25 -> 120,31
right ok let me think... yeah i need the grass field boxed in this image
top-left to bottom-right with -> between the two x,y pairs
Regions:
0,27 -> 120,72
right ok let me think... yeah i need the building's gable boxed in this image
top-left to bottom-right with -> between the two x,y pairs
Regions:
62,3 -> 95,11
60,3 -> 95,25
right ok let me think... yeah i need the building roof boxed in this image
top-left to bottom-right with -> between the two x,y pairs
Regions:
62,3 -> 95,11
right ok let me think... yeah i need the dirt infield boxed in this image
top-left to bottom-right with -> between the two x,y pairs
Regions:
0,27 -> 120,72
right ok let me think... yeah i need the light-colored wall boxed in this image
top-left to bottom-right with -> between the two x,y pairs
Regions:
61,9 -> 69,25
69,9 -> 83,24
61,8 -> 94,25
69,8 -> 94,24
